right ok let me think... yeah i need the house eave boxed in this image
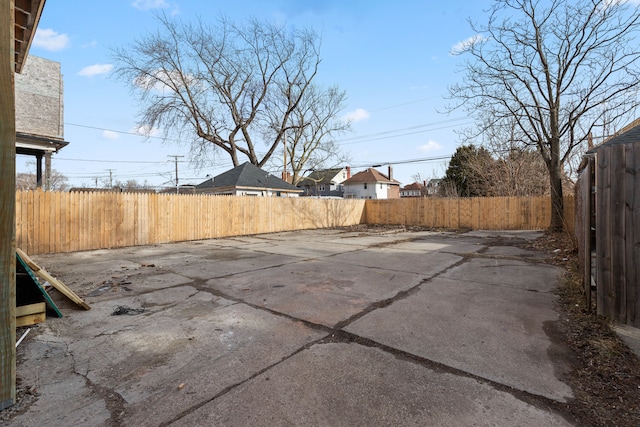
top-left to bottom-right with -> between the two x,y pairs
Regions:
14,0 -> 47,74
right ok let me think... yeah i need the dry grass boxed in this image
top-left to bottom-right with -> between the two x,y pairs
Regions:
534,232 -> 640,427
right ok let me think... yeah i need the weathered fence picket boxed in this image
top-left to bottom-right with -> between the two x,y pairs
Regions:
16,191 -> 574,255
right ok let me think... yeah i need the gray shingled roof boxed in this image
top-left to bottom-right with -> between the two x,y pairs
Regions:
342,168 -> 400,185
587,124 -> 640,153
196,162 -> 301,191
298,168 -> 343,186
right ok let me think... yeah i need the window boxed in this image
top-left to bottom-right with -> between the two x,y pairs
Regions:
364,183 -> 368,189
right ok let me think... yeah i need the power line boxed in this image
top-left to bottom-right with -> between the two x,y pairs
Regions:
53,157 -> 169,164
350,155 -> 452,169
337,117 -> 472,145
64,115 -> 471,148
65,122 -> 172,141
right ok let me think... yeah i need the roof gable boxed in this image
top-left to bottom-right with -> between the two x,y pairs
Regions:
198,162 -> 301,191
342,168 -> 400,185
298,168 -> 345,186
401,182 -> 424,191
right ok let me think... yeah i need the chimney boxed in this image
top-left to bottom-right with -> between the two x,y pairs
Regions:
388,165 -> 393,180
346,166 -> 351,179
281,171 -> 292,183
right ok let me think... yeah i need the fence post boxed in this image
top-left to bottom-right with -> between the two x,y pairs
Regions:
0,0 -> 16,410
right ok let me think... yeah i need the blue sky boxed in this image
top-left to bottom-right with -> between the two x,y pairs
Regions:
18,0 -> 493,189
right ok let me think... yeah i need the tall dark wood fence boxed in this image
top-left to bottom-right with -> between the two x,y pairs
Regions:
577,134 -> 640,327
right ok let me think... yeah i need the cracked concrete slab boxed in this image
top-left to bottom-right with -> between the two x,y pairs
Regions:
443,257 -> 563,292
6,229 -> 578,426
390,239 -> 486,255
172,343 -> 573,427
483,245 -> 551,259
205,259 -> 425,327
11,291 -> 325,427
249,240 -> 359,259
333,247 -> 462,275
345,276 -> 574,402
167,251 -> 299,281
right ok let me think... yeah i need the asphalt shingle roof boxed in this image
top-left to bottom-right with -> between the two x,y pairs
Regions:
197,162 -> 301,191
342,168 -> 400,185
588,123 -> 640,153
298,168 -> 344,186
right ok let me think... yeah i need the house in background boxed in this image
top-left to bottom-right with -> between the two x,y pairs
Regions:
426,178 -> 442,196
15,55 -> 69,189
342,166 -> 400,199
297,166 -> 351,197
400,182 -> 426,198
196,162 -> 302,197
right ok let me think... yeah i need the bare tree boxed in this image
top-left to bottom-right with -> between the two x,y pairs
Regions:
468,118 -> 551,197
113,179 -> 156,192
112,14 -> 348,175
264,84 -> 351,184
16,170 -> 69,191
449,0 -> 640,231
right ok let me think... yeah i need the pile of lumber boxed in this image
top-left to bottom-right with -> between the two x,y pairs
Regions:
16,248 -> 90,327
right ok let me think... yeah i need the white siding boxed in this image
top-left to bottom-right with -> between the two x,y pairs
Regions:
344,182 -> 391,199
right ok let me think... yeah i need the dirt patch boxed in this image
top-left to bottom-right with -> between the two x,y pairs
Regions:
530,232 -> 640,427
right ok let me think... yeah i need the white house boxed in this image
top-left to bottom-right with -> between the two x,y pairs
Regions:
196,162 -> 303,197
297,166 -> 351,197
342,167 -> 400,199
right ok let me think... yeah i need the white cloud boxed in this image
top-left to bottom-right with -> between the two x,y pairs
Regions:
102,130 -> 119,140
418,140 -> 442,153
343,108 -> 370,123
450,34 -> 488,55
132,0 -> 168,10
133,125 -> 161,137
78,64 -> 113,77
33,28 -> 70,51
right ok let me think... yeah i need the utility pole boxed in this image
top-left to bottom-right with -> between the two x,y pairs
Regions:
282,130 -> 288,182
168,155 -> 184,194
105,169 -> 115,188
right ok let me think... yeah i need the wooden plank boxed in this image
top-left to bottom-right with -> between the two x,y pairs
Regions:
16,312 -> 45,327
16,248 -> 90,310
596,147 -> 613,319
15,302 -> 45,317
631,142 -> 640,327
581,160 -> 592,311
16,249 -> 62,318
611,144 -> 626,323
1,0 -> 17,409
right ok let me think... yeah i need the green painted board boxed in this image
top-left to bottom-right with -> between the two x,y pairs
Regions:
16,253 -> 62,318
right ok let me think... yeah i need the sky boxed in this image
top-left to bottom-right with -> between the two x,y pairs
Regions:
17,0 -> 494,190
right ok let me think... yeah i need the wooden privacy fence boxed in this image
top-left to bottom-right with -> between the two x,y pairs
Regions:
16,191 -> 366,255
366,196 -> 575,232
576,130 -> 640,328
16,191 -> 574,255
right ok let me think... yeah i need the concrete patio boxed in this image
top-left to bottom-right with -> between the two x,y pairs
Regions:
6,228 -> 577,426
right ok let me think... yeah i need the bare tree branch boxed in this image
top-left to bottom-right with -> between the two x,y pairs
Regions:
449,0 -> 640,230
111,14 -> 348,174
